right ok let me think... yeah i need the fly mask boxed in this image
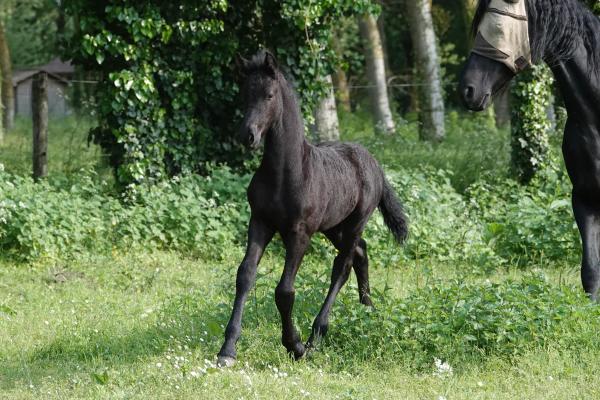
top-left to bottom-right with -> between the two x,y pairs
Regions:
472,0 -> 532,73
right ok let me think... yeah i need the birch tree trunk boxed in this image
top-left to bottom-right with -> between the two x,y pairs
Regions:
331,35 -> 351,113
406,0 -> 445,141
462,0 -> 477,40
494,90 -> 511,128
314,75 -> 340,142
0,69 -> 3,144
359,14 -> 395,134
0,21 -> 14,131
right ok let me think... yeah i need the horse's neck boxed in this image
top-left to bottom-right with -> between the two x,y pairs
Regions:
260,84 -> 307,187
550,34 -> 600,125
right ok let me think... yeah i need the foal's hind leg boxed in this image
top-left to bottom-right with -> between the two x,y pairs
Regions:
326,232 -> 373,307
307,234 -> 359,349
353,238 -> 374,307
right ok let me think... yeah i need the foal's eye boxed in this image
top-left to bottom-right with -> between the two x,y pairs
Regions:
267,93 -> 274,100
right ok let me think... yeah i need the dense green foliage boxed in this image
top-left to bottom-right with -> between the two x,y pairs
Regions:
4,0 -> 61,68
64,0 -> 375,186
510,65 -> 554,184
0,113 -> 579,268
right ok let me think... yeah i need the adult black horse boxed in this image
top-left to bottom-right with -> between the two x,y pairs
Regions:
216,51 -> 408,366
459,0 -> 600,300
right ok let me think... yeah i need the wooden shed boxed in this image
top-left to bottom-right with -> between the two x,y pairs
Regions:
12,58 -> 75,118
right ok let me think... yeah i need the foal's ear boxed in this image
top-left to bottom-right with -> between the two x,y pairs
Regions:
235,53 -> 250,77
263,51 -> 278,78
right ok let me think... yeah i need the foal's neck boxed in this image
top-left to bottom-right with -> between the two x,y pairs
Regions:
260,78 -> 308,186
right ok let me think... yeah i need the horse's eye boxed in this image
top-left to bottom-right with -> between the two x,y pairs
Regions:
267,94 -> 274,100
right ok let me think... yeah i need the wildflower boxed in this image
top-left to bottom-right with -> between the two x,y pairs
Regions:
433,358 -> 453,378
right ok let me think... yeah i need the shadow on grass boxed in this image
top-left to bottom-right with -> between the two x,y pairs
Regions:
0,295 -> 233,391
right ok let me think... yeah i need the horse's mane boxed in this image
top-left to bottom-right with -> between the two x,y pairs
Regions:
472,0 -> 600,75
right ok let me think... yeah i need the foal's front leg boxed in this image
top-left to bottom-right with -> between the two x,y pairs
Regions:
217,217 -> 274,367
276,230 -> 310,359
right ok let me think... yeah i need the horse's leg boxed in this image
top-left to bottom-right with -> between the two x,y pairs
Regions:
573,192 -> 600,301
307,234 -> 359,348
353,238 -> 373,307
325,230 -> 373,307
275,230 -> 310,359
217,217 -> 274,366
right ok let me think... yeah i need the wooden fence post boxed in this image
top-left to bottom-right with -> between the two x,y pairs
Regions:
32,72 -> 48,180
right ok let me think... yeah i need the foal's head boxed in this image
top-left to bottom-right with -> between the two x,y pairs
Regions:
237,50 -> 284,149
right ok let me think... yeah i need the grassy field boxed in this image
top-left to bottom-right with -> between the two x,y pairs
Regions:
1,115 -> 599,399
1,250 -> 598,400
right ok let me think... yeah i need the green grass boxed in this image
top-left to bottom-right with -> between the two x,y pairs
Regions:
1,250 -> 599,399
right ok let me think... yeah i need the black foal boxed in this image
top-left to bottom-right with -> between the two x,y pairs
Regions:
217,50 -> 407,367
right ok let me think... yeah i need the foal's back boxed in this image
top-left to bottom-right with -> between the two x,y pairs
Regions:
305,141 -> 385,231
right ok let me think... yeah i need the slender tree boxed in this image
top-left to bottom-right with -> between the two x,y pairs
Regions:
331,34 -> 351,113
406,0 -> 445,141
0,20 -> 14,131
0,69 -> 3,144
359,13 -> 395,134
313,74 -> 340,142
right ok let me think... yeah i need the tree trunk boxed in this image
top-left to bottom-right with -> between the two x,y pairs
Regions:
359,14 -> 395,134
0,67 -> 3,144
493,90 -> 511,128
406,0 -> 445,141
33,72 -> 49,180
0,21 -> 14,131
313,75 -> 340,142
462,0 -> 477,40
331,35 -> 351,113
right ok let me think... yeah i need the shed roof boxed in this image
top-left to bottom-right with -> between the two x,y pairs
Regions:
12,58 -> 75,86
13,70 -> 70,87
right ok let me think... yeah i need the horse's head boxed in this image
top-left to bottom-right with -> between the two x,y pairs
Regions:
459,0 -> 532,111
236,50 -> 283,149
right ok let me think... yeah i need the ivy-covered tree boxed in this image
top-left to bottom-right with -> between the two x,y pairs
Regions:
510,65 -> 554,184
63,0 -> 375,187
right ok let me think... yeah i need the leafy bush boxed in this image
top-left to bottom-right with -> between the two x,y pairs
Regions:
326,274 -> 596,369
0,154 -> 579,269
0,165 -> 249,261
361,168 -> 500,271
468,159 -> 580,267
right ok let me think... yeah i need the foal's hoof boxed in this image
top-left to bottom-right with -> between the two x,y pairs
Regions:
290,342 -> 306,361
217,356 -> 237,368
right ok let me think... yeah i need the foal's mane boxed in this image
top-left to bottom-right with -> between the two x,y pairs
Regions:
244,50 -> 298,98
472,0 -> 600,74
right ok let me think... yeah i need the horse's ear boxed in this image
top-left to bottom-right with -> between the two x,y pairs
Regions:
235,53 -> 250,77
264,51 -> 278,78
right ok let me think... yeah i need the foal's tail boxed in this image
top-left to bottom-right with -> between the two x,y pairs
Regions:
378,178 -> 408,244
